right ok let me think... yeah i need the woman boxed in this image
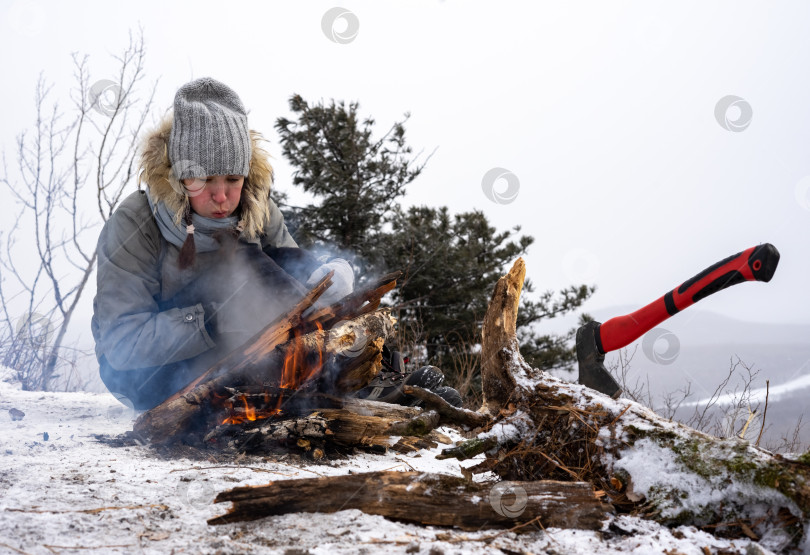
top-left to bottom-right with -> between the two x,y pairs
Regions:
91,77 -> 353,410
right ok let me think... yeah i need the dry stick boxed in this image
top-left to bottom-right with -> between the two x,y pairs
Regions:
436,435 -> 499,461
537,450 -> 581,481
756,380 -> 770,447
440,515 -> 546,545
43,545 -> 134,552
7,504 -> 169,515
402,385 -> 490,429
267,461 -> 326,478
310,271 -> 400,329
0,542 -> 32,555
608,404 -> 632,427
167,465 -> 294,476
387,410 -> 441,436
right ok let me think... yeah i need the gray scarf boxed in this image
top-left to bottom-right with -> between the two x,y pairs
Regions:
145,189 -> 259,252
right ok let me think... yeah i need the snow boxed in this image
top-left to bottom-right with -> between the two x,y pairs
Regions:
0,369 -> 776,554
476,410 -> 532,446
615,438 -> 797,521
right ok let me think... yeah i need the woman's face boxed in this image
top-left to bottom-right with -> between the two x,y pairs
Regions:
183,175 -> 245,219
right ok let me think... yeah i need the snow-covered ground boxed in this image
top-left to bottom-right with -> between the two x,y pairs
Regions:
0,370 -> 776,554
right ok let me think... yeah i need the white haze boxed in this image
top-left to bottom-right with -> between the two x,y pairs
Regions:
0,1 -> 809,365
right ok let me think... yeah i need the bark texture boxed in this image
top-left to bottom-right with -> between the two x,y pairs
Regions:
209,471 -> 612,530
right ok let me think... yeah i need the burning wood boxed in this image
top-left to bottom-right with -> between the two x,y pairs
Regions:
132,273 -> 411,448
205,396 -> 452,456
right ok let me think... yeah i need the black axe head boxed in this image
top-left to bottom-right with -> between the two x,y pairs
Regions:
576,321 -> 622,399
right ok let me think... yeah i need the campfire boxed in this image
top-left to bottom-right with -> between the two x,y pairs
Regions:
131,271 -> 452,456
219,322 -> 326,425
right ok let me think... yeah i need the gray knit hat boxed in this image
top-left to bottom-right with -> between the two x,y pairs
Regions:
169,77 -> 251,180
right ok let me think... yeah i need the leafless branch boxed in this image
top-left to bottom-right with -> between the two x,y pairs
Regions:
0,30 -> 157,390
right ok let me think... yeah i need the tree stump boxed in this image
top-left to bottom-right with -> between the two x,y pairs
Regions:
460,258 -> 810,549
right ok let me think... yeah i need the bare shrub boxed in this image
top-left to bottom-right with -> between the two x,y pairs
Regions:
0,30 -> 157,390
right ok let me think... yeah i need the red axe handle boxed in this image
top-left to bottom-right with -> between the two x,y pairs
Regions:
596,243 -> 780,354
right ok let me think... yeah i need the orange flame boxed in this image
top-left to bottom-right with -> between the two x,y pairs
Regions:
242,394 -> 256,421
220,324 -> 327,425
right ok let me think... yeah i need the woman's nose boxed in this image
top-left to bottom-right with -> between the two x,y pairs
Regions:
210,182 -> 228,203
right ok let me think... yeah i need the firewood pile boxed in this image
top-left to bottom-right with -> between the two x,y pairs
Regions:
132,271 -> 429,453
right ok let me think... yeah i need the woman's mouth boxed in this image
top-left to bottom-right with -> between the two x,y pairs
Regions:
211,211 -> 228,218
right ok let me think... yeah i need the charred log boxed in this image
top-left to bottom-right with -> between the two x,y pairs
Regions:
204,397 -> 451,456
209,471 -> 612,530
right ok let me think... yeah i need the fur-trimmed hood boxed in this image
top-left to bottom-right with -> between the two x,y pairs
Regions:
138,115 -> 275,239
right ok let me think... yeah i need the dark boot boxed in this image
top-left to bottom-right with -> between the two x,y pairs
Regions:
353,347 -> 464,408
430,386 -> 463,408
351,346 -> 409,404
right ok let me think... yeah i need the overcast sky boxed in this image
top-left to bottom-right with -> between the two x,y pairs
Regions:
1,0 -> 809,353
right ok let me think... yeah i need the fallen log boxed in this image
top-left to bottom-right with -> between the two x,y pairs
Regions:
447,258 -> 810,549
208,471 -> 612,530
132,310 -> 396,445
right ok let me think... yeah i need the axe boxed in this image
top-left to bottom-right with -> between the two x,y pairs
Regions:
576,243 -> 780,398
